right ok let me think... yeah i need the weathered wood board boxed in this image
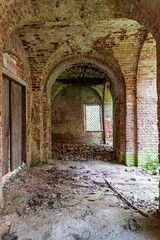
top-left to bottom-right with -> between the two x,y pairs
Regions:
2,77 -> 10,176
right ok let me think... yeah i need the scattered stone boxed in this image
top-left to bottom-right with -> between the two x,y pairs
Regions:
5,221 -> 11,227
93,178 -> 106,184
72,190 -> 77,194
2,234 -> 18,240
52,201 -> 62,209
77,237 -> 85,240
25,179 -> 30,183
61,198 -> 80,207
133,195 -> 137,202
28,199 -> 34,207
52,143 -> 114,162
70,166 -> 77,169
87,191 -> 103,201
49,194 -> 57,199
124,224 -> 129,230
76,230 -> 90,240
48,166 -> 57,173
124,205 -> 130,210
14,178 -> 22,184
5,195 -> 10,198
128,219 -> 141,232
130,178 -> 136,181
12,196 -> 25,205
32,197 -> 42,205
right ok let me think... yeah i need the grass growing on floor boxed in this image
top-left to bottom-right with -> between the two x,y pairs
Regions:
145,153 -> 159,175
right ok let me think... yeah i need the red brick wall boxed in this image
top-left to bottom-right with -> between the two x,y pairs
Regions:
52,85 -> 104,145
0,47 -> 3,207
156,38 -> 160,212
137,33 -> 158,166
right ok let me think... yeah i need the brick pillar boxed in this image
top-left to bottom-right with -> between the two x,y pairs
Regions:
125,75 -> 137,166
0,48 -> 3,208
104,86 -> 113,144
31,86 -> 52,165
113,45 -> 139,166
46,100 -> 52,159
41,94 -> 52,162
156,38 -> 160,213
137,33 -> 158,167
26,78 -> 32,164
114,94 -> 126,163
30,90 -> 41,165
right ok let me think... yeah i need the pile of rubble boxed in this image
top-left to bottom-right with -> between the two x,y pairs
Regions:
52,143 -> 114,161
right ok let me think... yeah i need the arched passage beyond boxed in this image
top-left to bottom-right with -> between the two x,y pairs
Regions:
52,85 -> 104,145
43,55 -> 126,163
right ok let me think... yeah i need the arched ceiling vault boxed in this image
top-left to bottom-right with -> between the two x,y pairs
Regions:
1,0 -> 157,93
13,18 -> 146,87
1,0 -> 159,38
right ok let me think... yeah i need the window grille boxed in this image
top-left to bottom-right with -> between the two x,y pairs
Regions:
84,104 -> 102,131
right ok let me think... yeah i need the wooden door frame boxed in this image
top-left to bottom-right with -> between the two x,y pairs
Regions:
2,68 -> 27,173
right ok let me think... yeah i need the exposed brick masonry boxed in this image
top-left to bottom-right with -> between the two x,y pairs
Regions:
0,0 -> 160,209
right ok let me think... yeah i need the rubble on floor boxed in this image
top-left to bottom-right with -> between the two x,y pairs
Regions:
0,160 -> 160,239
52,143 -> 114,161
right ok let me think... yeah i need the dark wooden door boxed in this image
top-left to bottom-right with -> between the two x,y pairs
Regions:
2,77 -> 10,176
11,81 -> 22,170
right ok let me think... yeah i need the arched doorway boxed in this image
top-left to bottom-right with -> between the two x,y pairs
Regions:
45,57 -> 126,163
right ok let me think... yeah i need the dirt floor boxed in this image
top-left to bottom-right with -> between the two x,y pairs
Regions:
0,159 -> 160,240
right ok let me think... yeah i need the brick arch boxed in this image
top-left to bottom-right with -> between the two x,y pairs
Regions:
42,54 -> 126,162
45,54 -> 126,101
